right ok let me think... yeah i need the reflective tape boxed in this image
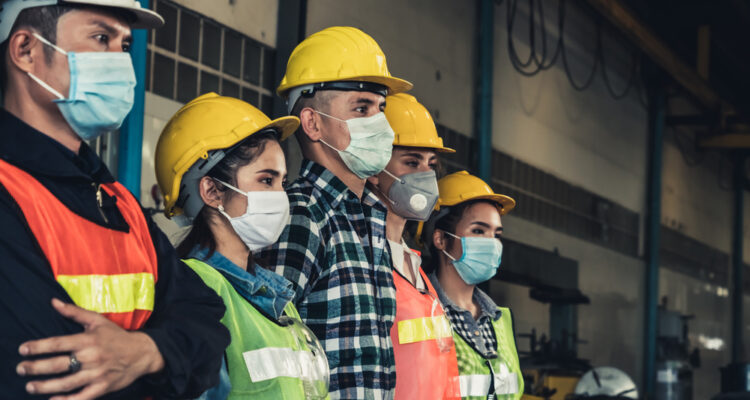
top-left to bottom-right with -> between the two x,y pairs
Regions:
397,315 -> 453,344
56,273 -> 155,314
459,372 -> 519,397
243,347 -> 328,383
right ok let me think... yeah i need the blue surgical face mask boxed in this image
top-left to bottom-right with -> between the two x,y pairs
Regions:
315,110 -> 395,179
27,33 -> 136,141
442,231 -> 503,285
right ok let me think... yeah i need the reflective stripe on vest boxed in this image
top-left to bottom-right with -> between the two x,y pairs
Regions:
244,347 -> 327,383
458,373 -> 519,397
397,314 -> 452,344
56,273 -> 155,314
0,159 -> 158,330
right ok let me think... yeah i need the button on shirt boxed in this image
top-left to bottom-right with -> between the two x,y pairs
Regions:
429,273 -> 501,358
259,159 -> 397,399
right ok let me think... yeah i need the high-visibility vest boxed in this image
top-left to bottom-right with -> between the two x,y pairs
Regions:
391,267 -> 460,399
453,307 -> 524,400
0,159 -> 157,330
183,258 -> 330,400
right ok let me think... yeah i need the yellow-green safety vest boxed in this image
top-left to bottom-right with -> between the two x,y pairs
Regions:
453,307 -> 524,400
184,258 -> 330,400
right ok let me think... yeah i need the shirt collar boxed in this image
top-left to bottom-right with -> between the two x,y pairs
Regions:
0,109 -> 113,182
188,246 -> 295,320
298,159 -> 388,212
428,272 -> 502,321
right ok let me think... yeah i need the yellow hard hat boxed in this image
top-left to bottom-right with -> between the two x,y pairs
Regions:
155,92 -> 299,219
385,93 -> 455,153
277,26 -> 412,109
437,171 -> 515,215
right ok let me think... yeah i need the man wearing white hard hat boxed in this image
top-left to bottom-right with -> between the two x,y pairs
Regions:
0,1 -> 229,398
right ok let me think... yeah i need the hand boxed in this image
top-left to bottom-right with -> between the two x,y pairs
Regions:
16,298 -> 165,400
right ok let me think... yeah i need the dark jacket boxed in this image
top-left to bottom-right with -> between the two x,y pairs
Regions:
0,109 -> 230,399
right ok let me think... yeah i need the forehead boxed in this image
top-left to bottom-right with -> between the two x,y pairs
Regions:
461,201 -> 502,225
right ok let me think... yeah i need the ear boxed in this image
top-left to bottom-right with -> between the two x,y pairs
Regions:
7,29 -> 37,74
198,176 -> 224,208
299,107 -> 323,141
433,228 -> 446,251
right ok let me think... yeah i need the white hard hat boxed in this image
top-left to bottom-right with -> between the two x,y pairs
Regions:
0,0 -> 164,43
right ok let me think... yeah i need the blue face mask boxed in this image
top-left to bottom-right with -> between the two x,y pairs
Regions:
27,33 -> 136,141
442,231 -> 503,285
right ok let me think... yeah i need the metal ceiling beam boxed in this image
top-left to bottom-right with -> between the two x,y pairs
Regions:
585,0 -> 729,114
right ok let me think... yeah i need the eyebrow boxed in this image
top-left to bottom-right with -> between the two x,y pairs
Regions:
91,20 -> 132,42
401,152 -> 425,160
256,169 -> 282,177
351,97 -> 375,106
470,221 -> 503,231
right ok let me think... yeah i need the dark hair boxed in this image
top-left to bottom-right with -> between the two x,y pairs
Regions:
421,199 -> 499,274
176,130 -> 281,272
1,5 -> 135,93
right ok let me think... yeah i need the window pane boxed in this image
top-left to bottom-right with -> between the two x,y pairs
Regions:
222,80 -> 239,98
179,11 -> 200,61
243,39 -> 261,85
177,63 -> 198,103
154,2 -> 177,51
261,95 -> 273,116
146,50 -> 152,91
241,87 -> 259,106
262,49 -> 276,90
152,53 -> 175,99
200,71 -> 219,95
202,21 -> 221,70
223,30 -> 242,78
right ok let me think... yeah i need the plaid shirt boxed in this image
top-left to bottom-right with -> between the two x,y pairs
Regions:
259,160 -> 397,399
429,273 -> 501,358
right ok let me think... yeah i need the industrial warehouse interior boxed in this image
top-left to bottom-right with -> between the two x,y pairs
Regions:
1,0 -> 750,399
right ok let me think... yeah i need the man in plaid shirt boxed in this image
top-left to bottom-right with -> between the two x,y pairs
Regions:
259,27 -> 413,399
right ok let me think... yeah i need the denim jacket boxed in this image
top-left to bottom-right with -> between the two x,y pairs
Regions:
188,246 -> 295,400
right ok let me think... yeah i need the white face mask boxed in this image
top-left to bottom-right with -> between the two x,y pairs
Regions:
214,179 -> 290,251
315,110 -> 395,179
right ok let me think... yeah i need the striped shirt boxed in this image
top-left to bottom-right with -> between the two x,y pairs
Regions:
259,159 -> 396,399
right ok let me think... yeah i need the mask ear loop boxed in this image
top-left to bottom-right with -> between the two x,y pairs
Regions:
440,230 -> 460,262
27,33 -> 67,100
213,179 -> 248,221
312,110 -> 347,152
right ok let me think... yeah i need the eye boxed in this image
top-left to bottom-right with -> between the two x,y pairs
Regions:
428,162 -> 438,170
354,106 -> 367,114
471,228 -> 485,235
94,34 -> 109,45
405,161 -> 419,168
282,178 -> 288,188
122,42 -> 131,52
260,177 -> 273,186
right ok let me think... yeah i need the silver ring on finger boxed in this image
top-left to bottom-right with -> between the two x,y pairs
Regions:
68,353 -> 81,373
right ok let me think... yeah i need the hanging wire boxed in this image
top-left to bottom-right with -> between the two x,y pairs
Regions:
507,0 -> 562,76
559,1 -> 601,91
599,26 -> 639,99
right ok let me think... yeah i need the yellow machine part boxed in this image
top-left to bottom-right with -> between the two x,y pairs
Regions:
522,369 -> 581,400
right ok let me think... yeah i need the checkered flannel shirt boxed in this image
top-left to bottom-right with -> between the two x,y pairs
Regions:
259,160 -> 397,399
429,273 -> 501,359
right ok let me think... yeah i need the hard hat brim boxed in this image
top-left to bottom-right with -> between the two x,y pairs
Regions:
61,0 -> 164,29
395,143 -> 456,154
278,75 -> 413,98
264,116 -> 300,142
441,194 -> 516,215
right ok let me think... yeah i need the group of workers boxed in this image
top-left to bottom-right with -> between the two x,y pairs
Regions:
0,0 -> 524,399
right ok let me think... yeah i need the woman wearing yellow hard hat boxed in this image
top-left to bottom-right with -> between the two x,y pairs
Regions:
368,93 -> 460,399
154,93 -> 330,399
421,171 -> 524,400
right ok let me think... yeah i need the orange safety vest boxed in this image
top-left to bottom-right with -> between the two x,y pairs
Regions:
391,266 -> 461,400
0,159 -> 158,330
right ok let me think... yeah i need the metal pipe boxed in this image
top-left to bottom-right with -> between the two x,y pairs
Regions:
476,0 -> 494,182
117,0 -> 150,200
643,86 -> 665,399
732,155 -> 745,363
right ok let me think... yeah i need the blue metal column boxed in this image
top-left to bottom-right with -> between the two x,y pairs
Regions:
643,87 -> 665,399
118,0 -> 150,200
732,155 -> 745,363
476,0 -> 494,182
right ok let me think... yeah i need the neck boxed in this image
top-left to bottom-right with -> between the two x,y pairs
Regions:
303,140 -> 366,198
4,82 -> 82,153
210,217 -> 250,270
380,192 -> 406,242
436,257 -> 476,311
